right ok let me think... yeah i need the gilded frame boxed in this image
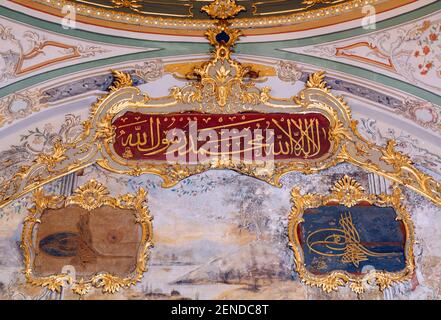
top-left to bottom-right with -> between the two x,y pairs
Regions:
21,179 -> 153,296
94,71 -> 344,187
288,175 -> 415,294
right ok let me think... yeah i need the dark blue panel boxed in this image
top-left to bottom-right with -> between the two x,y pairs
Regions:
300,205 -> 406,274
39,232 -> 79,257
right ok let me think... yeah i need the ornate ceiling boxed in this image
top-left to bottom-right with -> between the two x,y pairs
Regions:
9,0 -> 421,35
0,0 -> 441,301
34,0 -> 365,18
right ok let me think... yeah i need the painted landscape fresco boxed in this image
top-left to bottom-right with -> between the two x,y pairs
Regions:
0,160 -> 439,300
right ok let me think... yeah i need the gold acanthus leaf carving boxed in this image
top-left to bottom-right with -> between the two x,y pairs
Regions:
92,274 -> 133,294
330,175 -> 366,207
1,11 -> 441,211
306,70 -> 330,92
36,139 -> 67,169
380,140 -> 441,201
0,64 -> 440,208
71,279 -> 92,296
381,140 -> 414,170
329,120 -> 353,143
111,0 -> 142,11
27,274 -> 73,293
170,15 -> 277,113
66,179 -> 115,211
0,0 -> 440,211
204,23 -> 241,48
201,0 -> 246,20
109,70 -> 133,92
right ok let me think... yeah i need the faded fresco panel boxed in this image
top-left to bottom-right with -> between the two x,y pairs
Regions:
33,206 -> 140,278
0,163 -> 440,300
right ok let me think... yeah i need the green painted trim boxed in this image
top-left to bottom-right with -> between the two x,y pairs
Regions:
242,49 -> 441,105
234,1 -> 441,105
239,1 -> 441,47
1,2 -> 439,47
0,5 -> 211,98
0,49 -> 187,98
0,6 -> 211,49
0,2 -> 440,104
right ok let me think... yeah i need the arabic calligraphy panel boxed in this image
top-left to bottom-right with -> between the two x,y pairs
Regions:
111,111 -> 331,162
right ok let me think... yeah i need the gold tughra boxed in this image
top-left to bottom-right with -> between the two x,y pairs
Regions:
306,212 -> 402,268
288,176 -> 415,294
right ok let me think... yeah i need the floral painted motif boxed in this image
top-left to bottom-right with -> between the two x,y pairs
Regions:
285,13 -> 441,93
413,21 -> 441,76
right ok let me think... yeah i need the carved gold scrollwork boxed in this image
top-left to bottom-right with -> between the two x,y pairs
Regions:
21,180 -> 153,296
201,0 -> 245,20
1,68 -> 440,208
0,2 -> 440,209
170,4 -> 264,114
109,70 -> 134,92
288,175 -> 415,294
